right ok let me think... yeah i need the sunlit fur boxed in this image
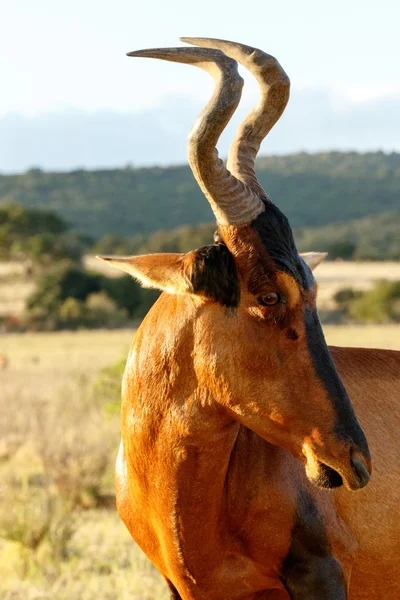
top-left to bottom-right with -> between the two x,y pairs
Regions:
103,215 -> 400,599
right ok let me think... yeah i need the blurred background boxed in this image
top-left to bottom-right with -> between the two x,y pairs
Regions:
1,1 -> 399,598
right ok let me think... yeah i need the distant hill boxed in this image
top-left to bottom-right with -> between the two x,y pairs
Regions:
1,152 -> 399,238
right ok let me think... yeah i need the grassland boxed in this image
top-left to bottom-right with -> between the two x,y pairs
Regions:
0,328 -> 171,600
1,323 -> 399,599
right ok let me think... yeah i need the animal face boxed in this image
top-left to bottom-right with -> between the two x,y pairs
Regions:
193,206 -> 370,491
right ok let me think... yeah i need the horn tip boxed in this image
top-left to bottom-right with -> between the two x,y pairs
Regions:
127,50 -> 153,57
127,49 -> 167,58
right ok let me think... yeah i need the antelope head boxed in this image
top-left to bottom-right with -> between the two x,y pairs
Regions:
99,38 -> 371,491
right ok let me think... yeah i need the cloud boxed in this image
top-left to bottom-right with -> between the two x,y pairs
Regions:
1,88 -> 399,173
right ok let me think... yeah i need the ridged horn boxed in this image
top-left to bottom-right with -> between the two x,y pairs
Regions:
127,46 -> 265,225
181,38 -> 290,200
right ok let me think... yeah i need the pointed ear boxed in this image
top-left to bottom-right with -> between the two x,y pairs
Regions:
97,245 -> 240,306
97,254 -> 190,294
300,252 -> 328,271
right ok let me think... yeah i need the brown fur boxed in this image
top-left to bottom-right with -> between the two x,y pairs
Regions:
110,243 -> 398,598
108,37 -> 396,597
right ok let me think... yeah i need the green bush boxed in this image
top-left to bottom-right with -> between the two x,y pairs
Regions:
24,232 -> 88,264
0,478 -> 53,551
0,203 -> 67,238
101,275 -> 141,316
348,281 -> 400,323
26,266 -> 103,329
333,287 -> 363,307
0,203 -> 90,265
101,276 -> 160,320
56,293 -> 128,330
26,264 -> 159,330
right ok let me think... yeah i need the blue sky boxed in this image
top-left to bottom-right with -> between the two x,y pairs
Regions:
1,0 -> 399,171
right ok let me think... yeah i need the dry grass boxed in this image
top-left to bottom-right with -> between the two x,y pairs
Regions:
0,509 -> 170,600
0,327 -> 170,599
0,261 -> 35,317
0,329 -> 133,401
317,261 -> 400,281
0,280 -> 35,317
323,324 -> 400,350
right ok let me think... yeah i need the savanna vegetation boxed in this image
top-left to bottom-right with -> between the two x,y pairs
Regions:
3,152 -> 400,262
334,281 -> 400,323
0,330 -> 170,600
0,197 -> 399,331
0,204 -> 160,330
24,265 -> 159,331
1,151 -> 399,239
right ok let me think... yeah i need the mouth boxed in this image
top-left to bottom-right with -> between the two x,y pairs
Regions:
305,452 -> 371,491
313,462 -> 343,489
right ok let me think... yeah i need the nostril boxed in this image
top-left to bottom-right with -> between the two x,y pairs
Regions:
350,452 -> 371,488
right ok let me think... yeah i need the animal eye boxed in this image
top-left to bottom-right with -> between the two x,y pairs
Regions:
258,292 -> 280,307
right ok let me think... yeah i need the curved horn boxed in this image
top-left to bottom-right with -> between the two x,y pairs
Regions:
127,46 -> 265,225
181,38 -> 290,200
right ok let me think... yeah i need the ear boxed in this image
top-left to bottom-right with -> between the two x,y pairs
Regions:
97,245 -> 240,306
300,252 -> 327,271
97,253 -> 190,294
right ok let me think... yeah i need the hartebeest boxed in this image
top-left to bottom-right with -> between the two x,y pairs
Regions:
99,38 -> 400,599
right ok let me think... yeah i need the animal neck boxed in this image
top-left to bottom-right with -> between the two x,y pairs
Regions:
123,292 -> 240,476
121,295 -> 300,592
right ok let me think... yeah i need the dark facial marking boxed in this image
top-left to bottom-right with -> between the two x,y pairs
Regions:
190,243 -> 240,308
252,202 -> 314,290
287,328 -> 299,341
297,257 -> 315,291
281,490 -> 347,599
304,307 -> 370,456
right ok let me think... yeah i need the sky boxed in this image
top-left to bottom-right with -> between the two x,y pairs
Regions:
1,0 -> 400,172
